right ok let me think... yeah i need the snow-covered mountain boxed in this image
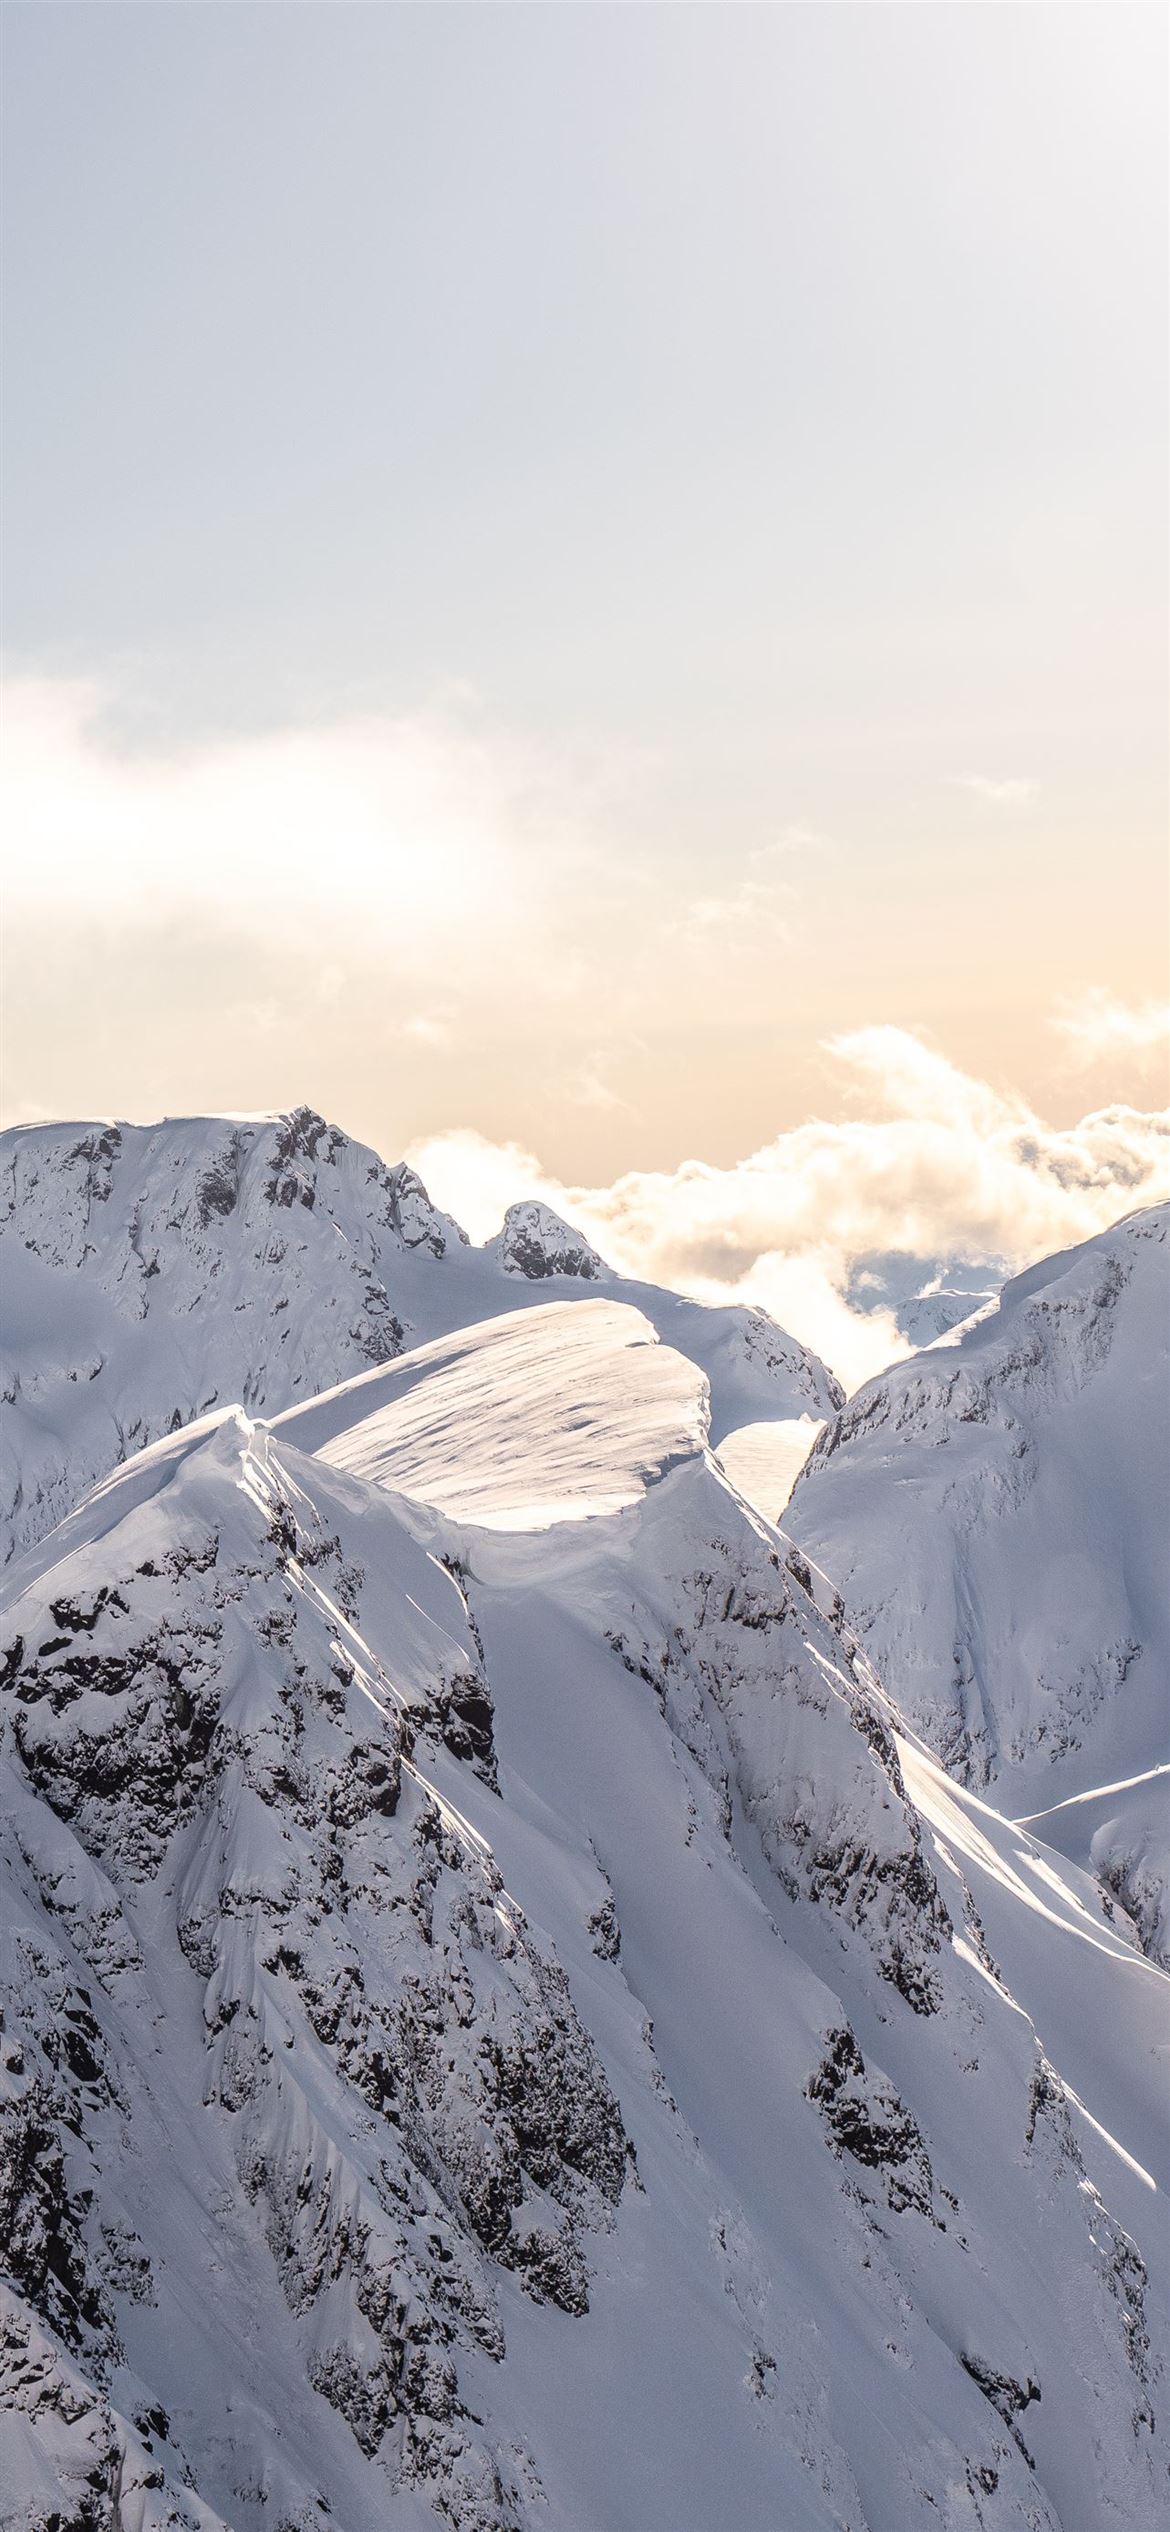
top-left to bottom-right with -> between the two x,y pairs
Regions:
844,1254 -> 1006,1350
0,1110 -> 841,1565
788,1205 -> 1170,1960
1,1297 -> 1165,2532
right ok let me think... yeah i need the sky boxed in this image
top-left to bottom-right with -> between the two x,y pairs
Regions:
1,3 -> 1167,1375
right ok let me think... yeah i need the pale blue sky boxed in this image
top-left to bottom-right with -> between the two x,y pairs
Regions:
1,2 -> 1166,1174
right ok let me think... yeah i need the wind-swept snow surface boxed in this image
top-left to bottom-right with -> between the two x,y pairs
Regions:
1,1298 -> 1165,2531
0,1109 -> 841,1562
281,1301 -> 708,1530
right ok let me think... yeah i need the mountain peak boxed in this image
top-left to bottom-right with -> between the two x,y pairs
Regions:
2,1260 -> 1163,2532
0,1110 -> 848,1566
491,1199 -> 609,1282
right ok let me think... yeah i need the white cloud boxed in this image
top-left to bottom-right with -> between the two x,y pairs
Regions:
823,1023 -> 1026,1137
741,1250 -> 910,1395
4,672 -> 1163,1390
1051,988 -> 1170,1072
0,673 -> 604,993
410,1029 -> 1169,1390
952,774 -> 1039,806
405,1128 -> 551,1245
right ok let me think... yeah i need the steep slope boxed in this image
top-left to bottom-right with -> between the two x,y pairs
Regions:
1,1301 -> 1164,2532
0,1111 -> 841,1562
787,1205 -> 1170,1956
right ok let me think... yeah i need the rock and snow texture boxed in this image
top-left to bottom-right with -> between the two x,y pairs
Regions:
1,1296 -> 1166,2532
788,1205 -> 1170,1961
0,1110 -> 841,1564
488,1200 -> 607,1283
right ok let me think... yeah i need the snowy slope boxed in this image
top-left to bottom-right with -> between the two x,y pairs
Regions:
1,1299 -> 1165,2532
283,1301 -> 707,1530
715,1413 -> 827,1524
787,1205 -> 1170,1956
0,1110 -> 841,1562
1014,1767 -> 1170,1973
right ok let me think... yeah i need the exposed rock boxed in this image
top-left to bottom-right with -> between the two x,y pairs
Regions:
492,1202 -> 608,1283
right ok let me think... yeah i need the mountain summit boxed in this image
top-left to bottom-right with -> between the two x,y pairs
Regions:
0,1110 -> 840,1565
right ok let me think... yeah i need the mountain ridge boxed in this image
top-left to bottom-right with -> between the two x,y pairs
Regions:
1,1293 -> 1165,2531
787,1202 -> 1170,1961
1,1107 -> 841,1566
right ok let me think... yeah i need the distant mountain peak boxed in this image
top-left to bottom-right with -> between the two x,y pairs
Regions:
491,1199 -> 609,1282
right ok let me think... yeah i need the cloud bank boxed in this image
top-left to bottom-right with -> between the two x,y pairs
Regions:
3,673 -> 1164,1382
0,673 -> 599,975
409,1028 -> 1169,1390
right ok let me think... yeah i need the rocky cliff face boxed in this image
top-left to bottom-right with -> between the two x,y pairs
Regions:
0,1408 -> 629,2531
1,1299 -> 1164,2532
489,1200 -> 607,1282
0,1111 -> 457,1563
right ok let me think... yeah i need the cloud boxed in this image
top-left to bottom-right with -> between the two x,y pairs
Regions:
952,774 -> 1039,806
738,1251 -> 909,1396
409,1029 -> 1169,1390
0,673 -> 607,993
1051,988 -> 1170,1073
405,1128 -> 550,1245
822,1023 -> 1026,1137
4,671 -> 1163,1390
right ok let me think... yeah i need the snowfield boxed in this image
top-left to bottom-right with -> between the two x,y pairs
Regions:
280,1300 -> 709,1531
0,1117 -> 1167,2532
1,1276 -> 1167,2532
714,1413 -> 828,1524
